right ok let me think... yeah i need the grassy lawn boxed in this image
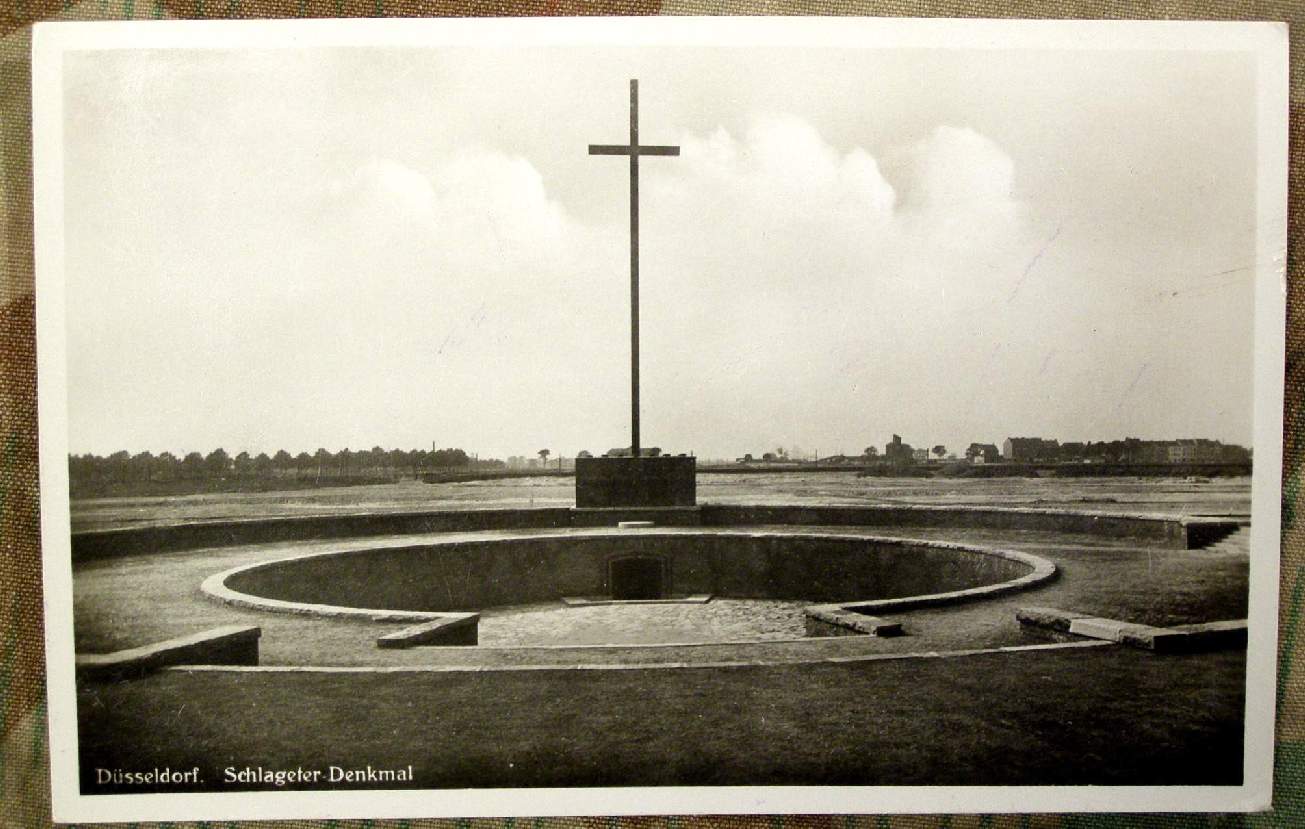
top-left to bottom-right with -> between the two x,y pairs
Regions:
77,646 -> 1245,792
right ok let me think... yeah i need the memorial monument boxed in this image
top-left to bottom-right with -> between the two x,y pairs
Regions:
577,79 -> 696,508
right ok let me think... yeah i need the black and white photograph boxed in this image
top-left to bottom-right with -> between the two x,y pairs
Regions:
33,16 -> 1287,823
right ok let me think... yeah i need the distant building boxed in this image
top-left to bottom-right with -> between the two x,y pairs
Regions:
1003,437 -> 1059,462
1003,437 -> 1031,461
1059,442 -> 1086,461
885,434 -> 915,464
912,448 -> 929,462
818,454 -> 859,465
996,436 -> 1249,465
1121,438 -> 1170,463
1168,439 -> 1224,464
966,443 -> 1000,464
1221,443 -> 1253,463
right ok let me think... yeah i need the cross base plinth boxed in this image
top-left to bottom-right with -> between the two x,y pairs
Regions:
575,456 -> 697,508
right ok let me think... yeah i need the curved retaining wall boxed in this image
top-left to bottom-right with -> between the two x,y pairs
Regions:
71,508 -> 573,561
70,505 -> 1238,561
213,532 -> 1036,615
806,543 -> 1058,636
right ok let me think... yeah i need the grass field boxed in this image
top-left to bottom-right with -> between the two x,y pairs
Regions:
69,473 -> 1252,531
78,646 -> 1246,791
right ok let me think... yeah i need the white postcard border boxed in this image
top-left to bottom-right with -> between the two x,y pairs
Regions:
31,15 -> 1289,823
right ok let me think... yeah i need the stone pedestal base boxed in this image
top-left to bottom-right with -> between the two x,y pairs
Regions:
574,456 -> 696,508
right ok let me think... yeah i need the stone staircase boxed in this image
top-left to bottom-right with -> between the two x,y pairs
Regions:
1200,526 -> 1251,555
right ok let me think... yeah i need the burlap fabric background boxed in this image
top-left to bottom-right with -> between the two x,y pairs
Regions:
2,1 -> 1300,826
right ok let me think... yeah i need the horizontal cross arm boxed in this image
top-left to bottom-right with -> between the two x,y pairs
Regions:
588,144 -> 681,157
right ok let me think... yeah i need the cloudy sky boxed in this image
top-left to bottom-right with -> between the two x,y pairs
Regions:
61,43 -> 1259,460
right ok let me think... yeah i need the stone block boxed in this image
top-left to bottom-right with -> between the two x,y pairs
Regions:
1020,608 -> 1249,653
1127,620 -> 1249,653
804,604 -> 904,637
575,456 -> 696,508
77,625 -> 261,682
1068,617 -> 1155,643
1015,606 -> 1093,633
376,614 -> 479,649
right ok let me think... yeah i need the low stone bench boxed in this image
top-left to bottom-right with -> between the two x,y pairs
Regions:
1121,620 -> 1249,653
376,613 -> 479,649
804,604 -> 904,637
570,506 -> 702,527
1016,607 -> 1248,653
77,625 -> 260,682
1014,606 -> 1093,633
561,594 -> 711,607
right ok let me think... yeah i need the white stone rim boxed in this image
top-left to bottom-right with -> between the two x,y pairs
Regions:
199,528 -> 1058,635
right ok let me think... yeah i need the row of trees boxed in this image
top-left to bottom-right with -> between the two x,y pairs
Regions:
861,446 -> 949,459
69,446 -> 485,486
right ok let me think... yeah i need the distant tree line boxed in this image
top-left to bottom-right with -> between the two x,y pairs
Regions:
69,446 -> 494,491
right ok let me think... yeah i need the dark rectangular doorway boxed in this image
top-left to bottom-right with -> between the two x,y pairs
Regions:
609,556 -> 666,600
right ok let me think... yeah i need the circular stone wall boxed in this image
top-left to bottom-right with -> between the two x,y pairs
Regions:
219,531 -> 1039,615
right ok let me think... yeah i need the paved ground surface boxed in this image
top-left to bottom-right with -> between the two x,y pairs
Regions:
480,599 -> 810,646
73,524 -> 1250,667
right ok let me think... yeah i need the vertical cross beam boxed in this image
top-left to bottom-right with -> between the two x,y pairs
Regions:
589,79 -> 679,459
629,79 -> 640,458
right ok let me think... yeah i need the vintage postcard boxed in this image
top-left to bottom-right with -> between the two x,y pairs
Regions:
32,16 -> 1287,823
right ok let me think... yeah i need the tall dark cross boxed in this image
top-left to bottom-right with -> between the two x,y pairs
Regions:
588,79 -> 679,458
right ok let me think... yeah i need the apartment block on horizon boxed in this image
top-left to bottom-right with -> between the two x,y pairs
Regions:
1002,437 -> 1060,462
